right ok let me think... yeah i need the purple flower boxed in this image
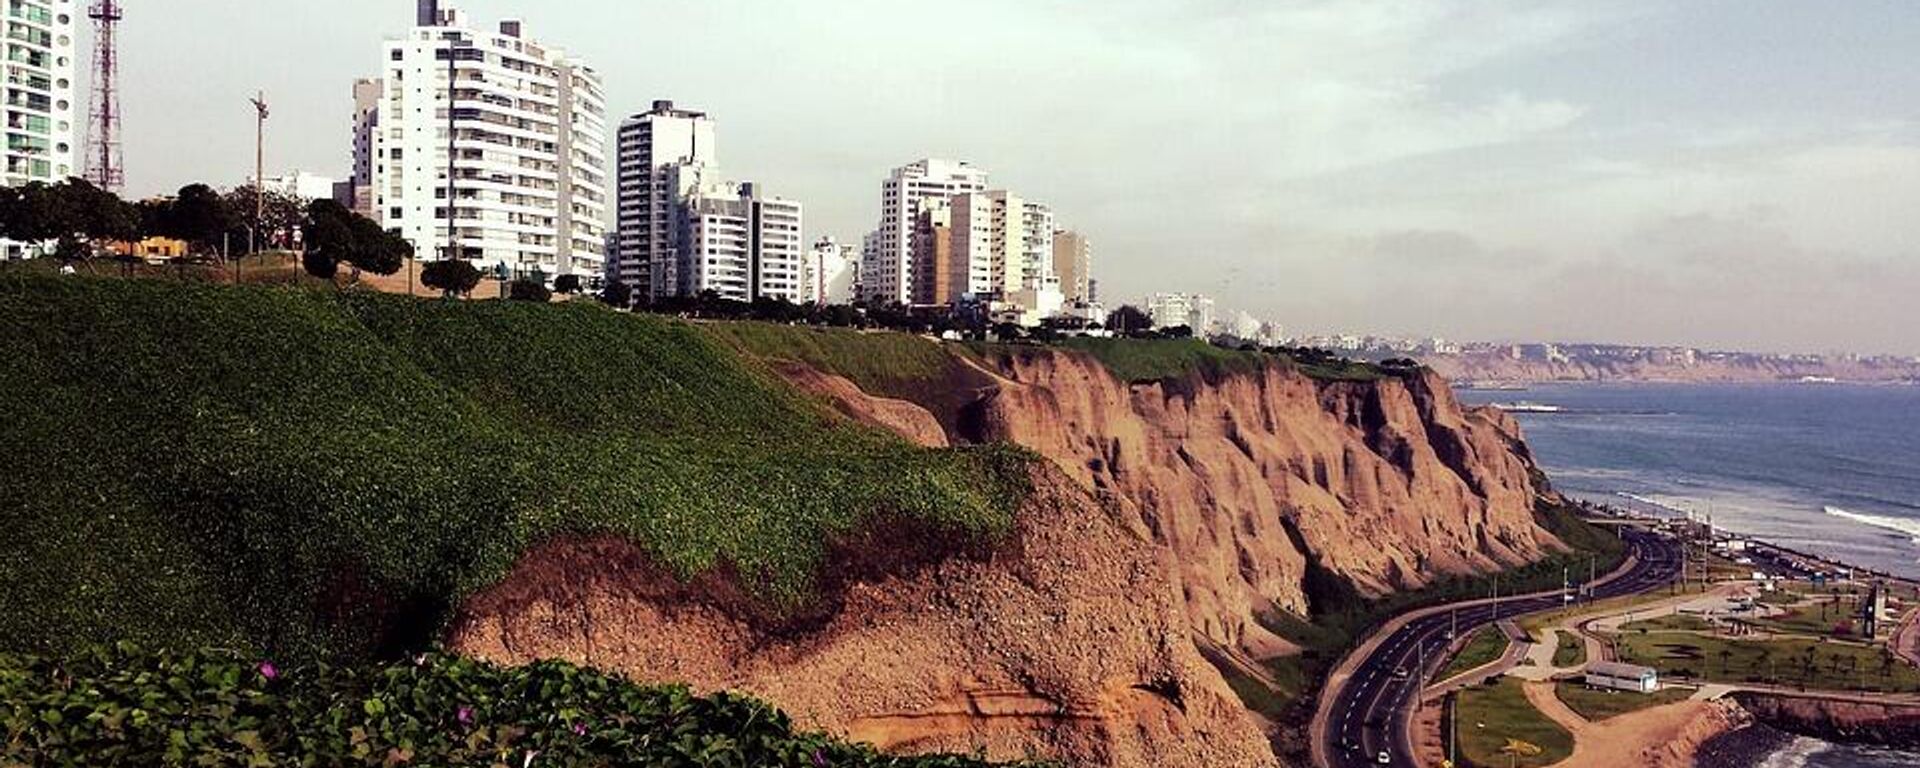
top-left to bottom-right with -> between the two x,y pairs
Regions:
456,706 -> 474,726
571,722 -> 587,737
256,661 -> 279,681
812,749 -> 828,768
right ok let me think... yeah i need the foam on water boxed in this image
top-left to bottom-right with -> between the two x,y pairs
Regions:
1758,737 -> 1825,768
1826,506 -> 1920,547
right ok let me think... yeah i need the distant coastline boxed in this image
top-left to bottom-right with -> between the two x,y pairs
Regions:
1428,353 -> 1920,386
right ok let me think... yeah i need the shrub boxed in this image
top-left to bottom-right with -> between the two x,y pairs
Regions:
0,645 -> 1035,767
420,259 -> 482,297
507,279 -> 552,303
554,274 -> 582,295
301,249 -> 338,280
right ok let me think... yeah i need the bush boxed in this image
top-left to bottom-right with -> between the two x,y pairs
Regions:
554,274 -> 582,295
0,645 -> 1035,767
301,249 -> 338,280
507,279 -> 551,303
419,259 -> 482,297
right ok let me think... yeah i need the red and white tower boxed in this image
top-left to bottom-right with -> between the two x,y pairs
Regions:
85,0 -> 125,194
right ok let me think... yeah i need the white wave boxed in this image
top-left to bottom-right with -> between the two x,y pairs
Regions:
1759,736 -> 1827,768
1826,506 -> 1920,547
1616,492 -> 1695,516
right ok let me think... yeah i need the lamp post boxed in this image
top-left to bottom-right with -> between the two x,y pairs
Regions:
249,92 -> 268,256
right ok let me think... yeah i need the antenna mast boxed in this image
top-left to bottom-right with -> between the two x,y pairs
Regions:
85,0 -> 126,193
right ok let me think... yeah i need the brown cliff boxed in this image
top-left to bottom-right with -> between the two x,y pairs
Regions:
800,347 -> 1558,660
449,467 -> 1277,768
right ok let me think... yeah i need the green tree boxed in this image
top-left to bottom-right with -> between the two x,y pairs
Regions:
420,259 -> 481,298
158,184 -> 239,255
553,274 -> 582,295
507,279 -> 551,303
224,185 -> 305,251
1106,304 -> 1152,336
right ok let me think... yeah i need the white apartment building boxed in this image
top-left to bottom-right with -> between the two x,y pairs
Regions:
675,178 -> 804,303
366,1 -> 608,282
3,0 -> 77,259
802,236 -> 859,305
1147,293 -> 1216,333
612,99 -> 715,299
864,158 -> 989,305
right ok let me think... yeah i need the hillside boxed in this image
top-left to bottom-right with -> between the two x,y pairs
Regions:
0,275 -> 1273,767
0,274 -> 1029,661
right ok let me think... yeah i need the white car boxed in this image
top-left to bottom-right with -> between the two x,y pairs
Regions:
1377,750 -> 1392,764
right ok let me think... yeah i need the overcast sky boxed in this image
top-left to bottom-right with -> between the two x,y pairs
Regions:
107,1 -> 1920,355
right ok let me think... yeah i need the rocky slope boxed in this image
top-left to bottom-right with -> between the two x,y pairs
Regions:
450,467 -> 1276,768
799,347 -> 1559,660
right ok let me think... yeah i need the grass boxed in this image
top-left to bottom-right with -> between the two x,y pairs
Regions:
1441,629 -> 1512,681
1615,634 -> 1920,693
1623,614 -> 1717,633
1453,679 -> 1573,768
702,320 -> 959,396
1553,632 -> 1587,667
1750,599 -> 1865,638
0,275 -> 1034,662
1553,681 -> 1694,722
1518,583 -> 1713,636
1056,337 -> 1268,383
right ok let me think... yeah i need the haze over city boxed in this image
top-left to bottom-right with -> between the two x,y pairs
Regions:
107,0 -> 1920,355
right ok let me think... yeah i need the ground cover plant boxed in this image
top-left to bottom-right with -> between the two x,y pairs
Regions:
1552,681 -> 1693,722
0,275 -> 1032,662
1439,629 -> 1510,681
0,645 -> 1036,767
1615,634 -> 1920,693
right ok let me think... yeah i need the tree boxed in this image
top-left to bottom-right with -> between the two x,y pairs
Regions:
1161,324 -> 1194,339
554,274 -> 582,295
507,279 -> 551,303
601,280 -> 633,308
158,184 -> 239,255
224,185 -> 305,251
1106,304 -> 1152,336
303,200 -> 407,278
992,322 -> 1024,343
302,249 -> 339,281
420,259 -> 482,298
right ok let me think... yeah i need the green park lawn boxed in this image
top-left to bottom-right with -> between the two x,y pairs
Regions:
1622,614 -> 1717,633
1453,679 -> 1573,768
1552,631 -> 1587,667
1442,628 -> 1512,681
1553,681 -> 1694,722
1616,633 -> 1920,693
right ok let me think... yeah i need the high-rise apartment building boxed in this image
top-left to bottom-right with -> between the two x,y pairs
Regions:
675,178 -> 803,303
1147,293 -> 1216,333
3,0 -> 77,259
366,1 -> 608,282
909,202 -> 957,306
339,78 -> 382,216
612,100 -> 716,299
1052,230 -> 1092,304
803,237 -> 860,306
864,159 -> 989,305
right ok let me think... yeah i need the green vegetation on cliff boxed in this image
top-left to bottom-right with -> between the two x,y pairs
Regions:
0,275 -> 1031,661
0,645 -> 1029,767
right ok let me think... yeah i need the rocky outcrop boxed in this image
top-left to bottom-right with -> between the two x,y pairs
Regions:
1733,693 -> 1920,747
796,349 -> 1559,660
449,468 -> 1277,768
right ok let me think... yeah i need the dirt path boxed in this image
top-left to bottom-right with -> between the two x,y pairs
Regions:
1520,682 -> 1731,768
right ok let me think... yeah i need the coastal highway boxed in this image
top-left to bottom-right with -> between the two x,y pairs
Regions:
1317,529 -> 1683,768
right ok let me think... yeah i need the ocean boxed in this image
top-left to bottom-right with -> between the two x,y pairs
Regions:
1459,382 -> 1920,767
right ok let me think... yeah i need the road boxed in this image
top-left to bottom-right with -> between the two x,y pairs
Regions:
1317,529 -> 1683,768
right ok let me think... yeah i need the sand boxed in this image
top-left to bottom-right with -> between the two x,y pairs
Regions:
1521,681 -> 1743,768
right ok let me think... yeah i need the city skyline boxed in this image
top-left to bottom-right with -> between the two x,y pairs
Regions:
84,0 -> 1920,356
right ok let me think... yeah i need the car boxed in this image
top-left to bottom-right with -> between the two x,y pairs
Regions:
1391,666 -> 1409,679
1377,750 -> 1392,764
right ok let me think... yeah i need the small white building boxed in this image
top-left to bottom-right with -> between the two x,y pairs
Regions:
1585,661 -> 1659,694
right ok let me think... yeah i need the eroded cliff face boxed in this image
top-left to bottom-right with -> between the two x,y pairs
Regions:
803,349 -> 1558,660
449,468 -> 1277,768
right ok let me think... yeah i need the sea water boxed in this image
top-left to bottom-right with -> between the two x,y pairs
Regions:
1459,382 -> 1920,580
1461,382 -> 1920,766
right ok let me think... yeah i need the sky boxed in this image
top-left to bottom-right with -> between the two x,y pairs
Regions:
101,1 -> 1920,355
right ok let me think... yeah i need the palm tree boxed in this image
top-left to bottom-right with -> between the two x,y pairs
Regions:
1502,738 -> 1544,768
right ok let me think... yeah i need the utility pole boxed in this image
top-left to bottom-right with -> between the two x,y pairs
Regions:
250,91 -> 269,256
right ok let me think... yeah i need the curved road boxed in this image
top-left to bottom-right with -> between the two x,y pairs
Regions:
1318,529 -> 1683,768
